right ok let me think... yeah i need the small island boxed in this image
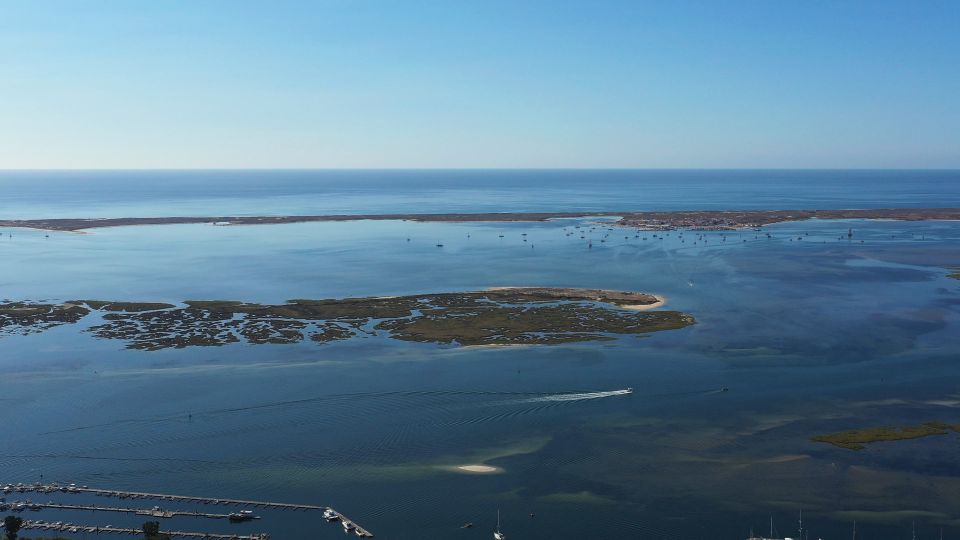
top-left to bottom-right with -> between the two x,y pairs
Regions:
812,421 -> 960,450
0,287 -> 692,350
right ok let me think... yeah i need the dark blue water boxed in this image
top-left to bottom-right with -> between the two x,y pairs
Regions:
1,170 -> 959,540
0,169 -> 957,218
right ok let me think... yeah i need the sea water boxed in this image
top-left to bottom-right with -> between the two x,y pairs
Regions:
1,170 -> 959,539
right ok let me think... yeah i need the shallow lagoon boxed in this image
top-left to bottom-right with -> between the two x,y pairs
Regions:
1,215 -> 960,540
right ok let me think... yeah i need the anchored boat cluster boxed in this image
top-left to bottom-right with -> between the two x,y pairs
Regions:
1,482 -> 374,538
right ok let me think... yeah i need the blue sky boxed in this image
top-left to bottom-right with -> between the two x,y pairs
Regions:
1,0 -> 957,168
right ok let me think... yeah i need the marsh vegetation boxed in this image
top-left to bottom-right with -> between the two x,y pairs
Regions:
0,288 -> 692,350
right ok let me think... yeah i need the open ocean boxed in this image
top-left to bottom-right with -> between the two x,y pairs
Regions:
1,169 -> 958,218
1,169 -> 960,540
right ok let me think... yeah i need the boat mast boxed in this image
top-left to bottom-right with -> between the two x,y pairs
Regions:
798,509 -> 803,540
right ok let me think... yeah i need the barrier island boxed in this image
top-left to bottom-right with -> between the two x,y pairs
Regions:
2,208 -> 958,232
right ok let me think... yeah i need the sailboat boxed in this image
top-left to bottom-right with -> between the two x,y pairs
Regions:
494,509 -> 506,540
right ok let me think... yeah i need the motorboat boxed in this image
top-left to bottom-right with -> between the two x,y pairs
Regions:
229,510 -> 259,522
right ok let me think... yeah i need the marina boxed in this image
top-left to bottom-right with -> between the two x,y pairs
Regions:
2,483 -> 373,538
0,500 -> 244,520
13,519 -> 270,540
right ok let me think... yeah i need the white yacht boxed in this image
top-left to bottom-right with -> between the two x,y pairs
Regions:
494,509 -> 506,540
228,510 -> 258,522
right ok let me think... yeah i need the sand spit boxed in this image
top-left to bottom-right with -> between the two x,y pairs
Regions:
620,296 -> 666,310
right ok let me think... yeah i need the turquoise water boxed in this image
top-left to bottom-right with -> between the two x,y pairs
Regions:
1,171 -> 960,539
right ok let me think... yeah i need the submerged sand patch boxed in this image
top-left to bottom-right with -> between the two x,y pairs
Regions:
536,490 -> 616,505
452,464 -> 503,474
212,438 -> 550,488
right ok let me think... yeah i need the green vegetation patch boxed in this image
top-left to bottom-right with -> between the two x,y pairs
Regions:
377,302 -> 692,346
479,287 -> 660,307
948,268 -> 960,280
2,288 -> 693,350
812,421 -> 960,450
0,301 -> 90,337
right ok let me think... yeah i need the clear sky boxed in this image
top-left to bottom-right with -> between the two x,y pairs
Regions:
1,0 -> 958,169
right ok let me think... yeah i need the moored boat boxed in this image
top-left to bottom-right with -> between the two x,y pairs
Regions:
229,510 -> 259,522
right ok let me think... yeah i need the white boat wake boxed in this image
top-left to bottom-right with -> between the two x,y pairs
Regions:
522,388 -> 633,403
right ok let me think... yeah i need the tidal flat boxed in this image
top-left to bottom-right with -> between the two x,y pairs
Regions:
0,288 -> 692,349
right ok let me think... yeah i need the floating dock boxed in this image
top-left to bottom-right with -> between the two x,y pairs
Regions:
17,519 -> 269,540
79,486 -> 326,511
2,483 -> 373,538
3,500 -> 241,520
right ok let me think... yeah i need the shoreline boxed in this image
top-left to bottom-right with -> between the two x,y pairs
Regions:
1,208 -> 959,232
621,296 -> 666,310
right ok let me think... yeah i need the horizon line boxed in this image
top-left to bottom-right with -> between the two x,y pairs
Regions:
1,167 -> 959,172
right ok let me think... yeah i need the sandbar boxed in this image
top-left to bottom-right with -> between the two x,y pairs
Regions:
454,464 -> 502,474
